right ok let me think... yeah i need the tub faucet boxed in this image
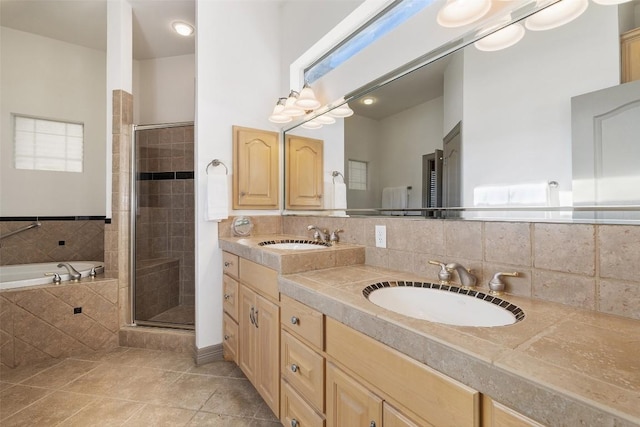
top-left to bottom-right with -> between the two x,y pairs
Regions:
307,225 -> 329,243
445,263 -> 477,288
57,262 -> 81,281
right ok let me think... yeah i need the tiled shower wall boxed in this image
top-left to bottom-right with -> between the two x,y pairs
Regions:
0,220 -> 104,266
135,125 -> 195,305
282,215 -> 640,321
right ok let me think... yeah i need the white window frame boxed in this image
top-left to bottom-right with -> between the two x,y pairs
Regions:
348,159 -> 368,191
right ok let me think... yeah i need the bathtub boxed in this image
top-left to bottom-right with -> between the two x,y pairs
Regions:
0,261 -> 104,290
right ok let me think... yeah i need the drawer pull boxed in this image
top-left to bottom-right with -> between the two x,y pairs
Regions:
291,420 -> 299,427
224,334 -> 229,340
370,422 -> 376,427
224,261 -> 231,267
224,294 -> 230,300
291,364 -> 298,373
290,316 -> 299,325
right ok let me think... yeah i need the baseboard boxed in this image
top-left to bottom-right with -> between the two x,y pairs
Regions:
194,343 -> 223,366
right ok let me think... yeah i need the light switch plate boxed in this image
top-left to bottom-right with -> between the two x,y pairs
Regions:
375,225 -> 386,248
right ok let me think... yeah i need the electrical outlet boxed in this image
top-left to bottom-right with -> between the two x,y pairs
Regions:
375,225 -> 386,248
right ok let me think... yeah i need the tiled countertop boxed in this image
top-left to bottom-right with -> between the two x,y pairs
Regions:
220,236 -> 640,427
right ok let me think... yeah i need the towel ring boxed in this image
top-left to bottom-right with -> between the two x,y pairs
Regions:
206,159 -> 228,175
332,171 -> 344,184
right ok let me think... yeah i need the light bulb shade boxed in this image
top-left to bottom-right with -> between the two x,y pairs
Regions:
315,115 -> 336,125
437,0 -> 492,28
592,0 -> 632,4
474,22 -> 525,51
268,98 -> 292,123
525,0 -> 588,31
301,120 -> 323,129
295,86 -> 321,110
328,103 -> 354,118
282,93 -> 305,117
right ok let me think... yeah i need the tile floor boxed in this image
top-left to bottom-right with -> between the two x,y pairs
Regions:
149,304 -> 195,326
0,347 -> 281,426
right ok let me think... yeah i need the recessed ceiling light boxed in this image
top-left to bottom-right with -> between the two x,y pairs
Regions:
362,98 -> 376,105
172,21 -> 194,37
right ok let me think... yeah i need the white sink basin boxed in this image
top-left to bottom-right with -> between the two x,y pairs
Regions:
259,240 -> 331,250
364,283 -> 523,327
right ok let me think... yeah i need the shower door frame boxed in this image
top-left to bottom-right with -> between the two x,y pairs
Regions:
130,121 -> 195,330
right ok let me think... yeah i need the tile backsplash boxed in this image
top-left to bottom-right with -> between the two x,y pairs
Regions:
281,215 -> 640,321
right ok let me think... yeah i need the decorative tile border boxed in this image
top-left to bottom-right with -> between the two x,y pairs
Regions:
362,281 -> 525,322
258,239 -> 331,248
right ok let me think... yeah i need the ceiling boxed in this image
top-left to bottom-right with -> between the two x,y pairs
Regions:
0,0 -> 195,60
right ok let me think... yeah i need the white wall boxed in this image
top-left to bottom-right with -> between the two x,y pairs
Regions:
378,97 -> 444,210
461,4 -> 620,207
133,54 -> 195,125
0,27 -> 106,216
195,0 -> 281,350
443,50 -> 463,136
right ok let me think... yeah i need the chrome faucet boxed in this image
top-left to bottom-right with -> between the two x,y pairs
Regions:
445,263 -> 477,288
57,262 -> 81,281
307,225 -> 329,243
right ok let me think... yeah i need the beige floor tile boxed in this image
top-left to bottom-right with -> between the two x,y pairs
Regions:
200,378 -> 264,418
253,401 -> 279,422
0,358 -> 63,384
122,404 -> 196,426
187,412 -> 262,426
99,347 -> 165,366
0,384 -> 52,421
189,360 -> 245,378
0,381 -> 14,392
21,359 -> 100,389
0,391 -> 94,426
145,351 -> 196,372
143,373 -> 227,410
68,346 -> 129,363
59,398 -> 143,426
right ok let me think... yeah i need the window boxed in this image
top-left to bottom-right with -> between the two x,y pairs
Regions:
14,115 -> 84,173
348,160 -> 367,190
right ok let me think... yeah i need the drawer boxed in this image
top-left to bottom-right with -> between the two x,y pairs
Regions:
281,294 -> 323,350
281,380 -> 325,427
222,252 -> 239,278
223,274 -> 239,321
281,330 -> 324,411
239,257 -> 278,301
222,313 -> 238,363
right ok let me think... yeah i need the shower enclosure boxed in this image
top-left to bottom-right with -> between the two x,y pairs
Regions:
131,122 -> 195,329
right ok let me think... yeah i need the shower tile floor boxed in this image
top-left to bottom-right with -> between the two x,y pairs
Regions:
0,347 -> 281,426
149,304 -> 195,325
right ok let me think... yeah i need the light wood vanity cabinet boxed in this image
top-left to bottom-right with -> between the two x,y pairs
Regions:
285,134 -> 324,209
482,397 -> 545,427
222,253 -> 239,362
622,27 -> 640,83
232,126 -> 279,209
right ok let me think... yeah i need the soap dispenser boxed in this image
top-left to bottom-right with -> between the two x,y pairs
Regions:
428,260 -> 452,285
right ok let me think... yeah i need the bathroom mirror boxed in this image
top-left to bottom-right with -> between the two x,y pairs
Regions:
284,1 -> 640,223
231,216 -> 254,237
0,1 -> 107,217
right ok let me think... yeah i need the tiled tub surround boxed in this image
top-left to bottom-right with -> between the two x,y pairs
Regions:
220,235 -> 640,426
0,220 -> 104,266
0,277 -> 119,368
283,216 -> 640,321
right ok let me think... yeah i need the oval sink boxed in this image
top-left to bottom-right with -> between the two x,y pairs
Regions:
258,240 -> 331,250
363,282 -> 524,327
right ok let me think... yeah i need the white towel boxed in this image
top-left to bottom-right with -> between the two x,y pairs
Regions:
333,182 -> 347,210
382,186 -> 407,215
206,173 -> 229,221
323,181 -> 334,210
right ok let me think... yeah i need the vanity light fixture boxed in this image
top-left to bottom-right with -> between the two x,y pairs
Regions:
592,0 -> 633,4
524,0 -> 588,31
301,119 -> 323,129
268,98 -> 292,124
436,0 -> 492,28
172,21 -> 194,36
474,18 -> 525,52
295,83 -> 321,110
281,91 -> 305,117
315,114 -> 336,125
328,102 -> 354,118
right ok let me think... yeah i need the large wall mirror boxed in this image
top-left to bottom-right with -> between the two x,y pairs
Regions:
284,0 -> 640,223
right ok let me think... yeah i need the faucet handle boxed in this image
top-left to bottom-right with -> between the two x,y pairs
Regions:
330,229 -> 343,243
488,272 -> 519,295
428,260 -> 452,285
45,272 -> 62,284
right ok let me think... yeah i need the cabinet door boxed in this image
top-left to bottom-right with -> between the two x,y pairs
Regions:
233,126 -> 279,209
286,135 -> 324,209
326,362 -> 382,427
383,402 -> 432,427
255,294 -> 280,417
622,28 -> 640,83
238,285 -> 257,383
222,313 -> 238,363
483,398 -> 545,427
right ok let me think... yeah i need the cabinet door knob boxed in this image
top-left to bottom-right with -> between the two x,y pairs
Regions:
224,334 -> 229,340
224,261 -> 231,267
291,419 -> 299,427
290,364 -> 298,373
290,316 -> 299,325
240,191 -> 247,197
224,294 -> 230,300
370,422 -> 376,427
